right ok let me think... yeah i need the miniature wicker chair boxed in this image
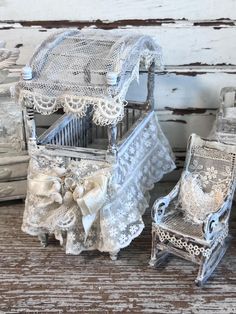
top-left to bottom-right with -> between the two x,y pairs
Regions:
214,87 -> 236,145
16,30 -> 175,259
150,134 -> 236,286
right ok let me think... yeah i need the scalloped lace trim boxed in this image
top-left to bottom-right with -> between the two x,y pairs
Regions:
19,90 -> 127,126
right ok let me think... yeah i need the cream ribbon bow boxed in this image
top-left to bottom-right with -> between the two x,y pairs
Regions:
72,171 -> 110,236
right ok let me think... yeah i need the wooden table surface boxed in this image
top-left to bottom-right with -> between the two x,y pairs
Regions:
0,182 -> 235,313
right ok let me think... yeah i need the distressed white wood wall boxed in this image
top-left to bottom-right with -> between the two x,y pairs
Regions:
0,0 -> 236,175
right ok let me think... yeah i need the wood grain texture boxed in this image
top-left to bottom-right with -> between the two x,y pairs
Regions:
1,1 -> 235,186
1,25 -> 236,66
0,182 -> 235,313
5,67 -> 224,152
9,67 -> 236,111
128,71 -> 236,110
0,179 -> 26,200
34,110 -> 216,152
0,160 -> 28,181
1,0 -> 236,20
159,112 -> 216,149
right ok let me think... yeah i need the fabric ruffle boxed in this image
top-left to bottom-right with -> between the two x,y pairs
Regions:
22,113 -> 175,254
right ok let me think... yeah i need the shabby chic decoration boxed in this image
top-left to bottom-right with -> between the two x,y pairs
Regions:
0,41 -> 29,201
150,134 -> 236,286
16,30 -> 175,259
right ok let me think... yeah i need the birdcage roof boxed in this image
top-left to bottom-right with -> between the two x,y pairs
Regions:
15,29 -> 162,126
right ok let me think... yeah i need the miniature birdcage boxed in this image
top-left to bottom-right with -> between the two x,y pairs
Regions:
16,30 -> 175,259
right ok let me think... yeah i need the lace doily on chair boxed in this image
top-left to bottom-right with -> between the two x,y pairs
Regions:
178,139 -> 235,224
179,171 -> 224,224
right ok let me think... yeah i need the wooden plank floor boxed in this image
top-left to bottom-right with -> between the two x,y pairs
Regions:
0,183 -> 235,314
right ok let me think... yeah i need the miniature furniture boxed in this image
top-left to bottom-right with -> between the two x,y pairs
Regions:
0,41 -> 29,201
150,134 -> 236,286
16,30 -> 175,259
208,86 -> 236,199
211,87 -> 236,145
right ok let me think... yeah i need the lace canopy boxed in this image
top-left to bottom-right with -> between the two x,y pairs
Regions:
15,30 -> 162,126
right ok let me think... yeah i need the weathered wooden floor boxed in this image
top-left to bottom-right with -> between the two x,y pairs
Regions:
0,183 -> 235,314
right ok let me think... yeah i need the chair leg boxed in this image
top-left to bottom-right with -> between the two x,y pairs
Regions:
150,230 -> 169,267
38,233 -> 49,247
195,239 -> 229,287
110,250 -> 119,261
150,229 -> 158,266
150,249 -> 169,267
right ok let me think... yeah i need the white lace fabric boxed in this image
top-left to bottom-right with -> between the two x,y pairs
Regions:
179,172 -> 224,224
0,102 -> 25,151
178,144 -> 235,224
22,113 -> 175,254
15,30 -> 162,126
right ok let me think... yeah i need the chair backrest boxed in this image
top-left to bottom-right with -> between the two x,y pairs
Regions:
179,134 -> 236,223
186,134 -> 235,194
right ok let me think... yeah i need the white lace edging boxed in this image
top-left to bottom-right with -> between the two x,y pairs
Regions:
21,113 -> 176,254
154,224 -> 228,259
18,89 -> 128,126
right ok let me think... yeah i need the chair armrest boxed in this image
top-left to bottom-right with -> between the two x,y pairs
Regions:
203,184 -> 235,241
152,181 -> 180,223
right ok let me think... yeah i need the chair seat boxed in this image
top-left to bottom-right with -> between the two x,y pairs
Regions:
157,205 -> 208,245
